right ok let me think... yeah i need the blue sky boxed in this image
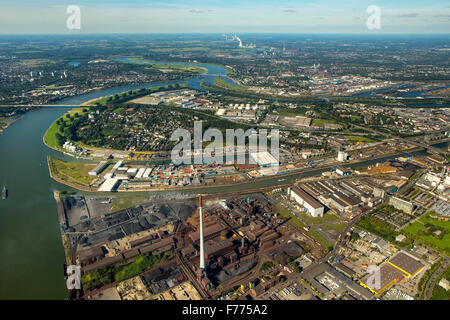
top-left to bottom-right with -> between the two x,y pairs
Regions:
0,0 -> 449,34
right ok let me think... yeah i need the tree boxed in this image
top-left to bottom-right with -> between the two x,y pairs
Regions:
55,133 -> 65,146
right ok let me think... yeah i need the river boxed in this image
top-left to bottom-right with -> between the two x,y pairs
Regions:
0,59 -> 447,299
0,60 -> 233,299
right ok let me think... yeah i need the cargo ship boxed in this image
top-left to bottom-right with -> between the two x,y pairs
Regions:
2,186 -> 7,200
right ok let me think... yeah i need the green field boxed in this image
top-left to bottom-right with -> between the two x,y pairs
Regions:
260,261 -> 274,272
110,193 -> 152,213
322,223 -> 347,233
312,119 -> 335,127
215,77 -> 245,91
275,203 -> 332,248
356,213 -> 399,243
82,249 -> 174,292
300,213 -> 339,225
403,213 -> 450,255
345,136 -> 377,143
48,156 -> 97,187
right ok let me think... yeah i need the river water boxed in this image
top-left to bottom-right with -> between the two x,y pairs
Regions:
0,59 -> 447,299
0,60 -> 233,299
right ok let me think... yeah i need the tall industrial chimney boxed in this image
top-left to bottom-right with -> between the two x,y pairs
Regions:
199,196 -> 205,271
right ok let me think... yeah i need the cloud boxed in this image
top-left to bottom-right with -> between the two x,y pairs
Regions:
189,9 -> 211,14
396,13 -> 419,18
433,14 -> 450,18
283,9 -> 297,13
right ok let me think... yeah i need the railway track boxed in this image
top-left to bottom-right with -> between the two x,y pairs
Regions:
175,250 -> 211,300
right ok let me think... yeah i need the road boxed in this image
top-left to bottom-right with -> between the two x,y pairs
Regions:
422,258 -> 449,300
301,207 -> 373,275
353,123 -> 449,155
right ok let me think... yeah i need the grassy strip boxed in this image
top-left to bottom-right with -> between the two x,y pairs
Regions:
82,249 -> 174,292
259,261 -> 274,272
48,156 -> 96,186
322,223 -> 347,233
345,136 -> 378,143
416,260 -> 442,299
403,213 -> 450,256
44,107 -> 89,149
356,212 -> 399,243
110,194 -> 152,213
432,266 -> 450,300
274,203 -> 332,248
300,213 -> 339,225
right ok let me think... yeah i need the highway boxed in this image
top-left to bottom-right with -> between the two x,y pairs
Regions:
422,258 -> 450,300
353,123 -> 449,155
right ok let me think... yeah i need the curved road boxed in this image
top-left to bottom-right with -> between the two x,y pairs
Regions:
422,258 -> 449,300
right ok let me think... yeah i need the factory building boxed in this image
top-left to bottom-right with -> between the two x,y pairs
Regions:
188,223 -> 227,243
360,264 -> 405,295
335,167 -> 352,176
337,150 -> 349,162
387,252 -> 424,278
288,187 -> 324,217
112,161 -> 123,171
98,178 -> 121,192
250,151 -> 278,167
88,161 -> 108,176
388,196 -> 414,214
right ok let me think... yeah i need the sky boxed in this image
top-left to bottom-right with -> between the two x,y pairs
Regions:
0,0 -> 449,34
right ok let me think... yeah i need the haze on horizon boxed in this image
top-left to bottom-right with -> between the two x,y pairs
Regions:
0,0 -> 449,34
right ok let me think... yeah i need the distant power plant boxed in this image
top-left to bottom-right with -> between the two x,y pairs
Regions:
223,34 -> 255,48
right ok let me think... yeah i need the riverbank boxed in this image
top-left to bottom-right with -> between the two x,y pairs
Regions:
0,118 -> 16,135
47,145 -> 426,195
53,190 -> 73,267
47,156 -> 95,192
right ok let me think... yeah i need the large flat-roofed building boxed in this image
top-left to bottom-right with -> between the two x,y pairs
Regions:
188,223 -> 226,243
112,160 -> 124,171
88,161 -> 108,176
387,252 -> 424,278
250,151 -> 278,167
360,264 -> 405,295
288,186 -> 324,217
388,196 -> 414,214
98,178 -> 121,192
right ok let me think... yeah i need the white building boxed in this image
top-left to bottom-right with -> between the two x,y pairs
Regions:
337,150 -> 348,162
288,187 -> 324,217
250,151 -> 278,167
98,178 -> 121,192
439,278 -> 449,291
88,161 -> 108,176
